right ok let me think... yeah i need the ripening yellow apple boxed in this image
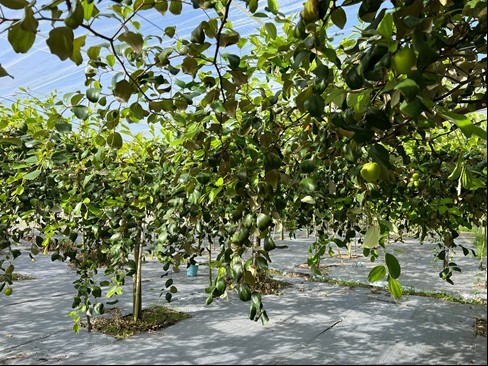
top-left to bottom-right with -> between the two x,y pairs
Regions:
361,162 -> 381,182
391,48 -> 416,74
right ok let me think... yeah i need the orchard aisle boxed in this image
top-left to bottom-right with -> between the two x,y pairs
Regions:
0,233 -> 486,365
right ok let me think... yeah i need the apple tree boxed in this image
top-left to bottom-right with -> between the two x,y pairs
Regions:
0,0 -> 486,323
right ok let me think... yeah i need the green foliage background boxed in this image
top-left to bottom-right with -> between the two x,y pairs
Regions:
0,0 -> 486,327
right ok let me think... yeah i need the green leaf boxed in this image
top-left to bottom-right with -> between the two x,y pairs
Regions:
94,302 -> 104,315
119,31 -> 144,53
331,7 -> 347,29
365,108 -> 391,130
64,0 -> 84,29
155,0 -> 168,15
377,12 -> 394,38
385,253 -> 401,279
92,286 -> 102,298
403,16 -> 432,33
106,54 -> 115,67
400,99 -> 423,118
165,26 -> 175,38
0,64 -> 13,79
0,0 -> 28,9
264,169 -> 279,190
20,6 -> 38,33
0,138 -> 22,147
412,32 -> 438,68
387,276 -> 402,299
54,120 -> 72,133
313,64 -> 329,81
181,57 -> 199,78
169,0 -> 182,15
46,27 -> 74,61
190,27 -> 205,45
394,79 -> 419,102
114,80 -> 133,103
301,195 -> 316,204
267,0 -> 278,14
448,155 -> 463,180
249,0 -> 258,13
304,94 -> 325,117
209,186 -> 222,203
51,151 -> 71,164
87,46 -> 100,60
8,23 -> 35,53
294,50 -> 310,69
82,0 -> 99,20
324,88 -> 346,107
368,144 -> 392,169
70,35 -> 86,65
23,170 -> 41,181
224,54 -> 240,70
72,105 -> 89,120
368,265 -> 387,283
358,0 -> 382,22
106,285 -> 123,298
107,132 -> 123,149
264,22 -> 277,39
439,110 -> 487,140
300,177 -> 317,193
149,100 -> 173,112
220,32 -> 240,47
135,0 -> 156,10
362,226 -> 380,248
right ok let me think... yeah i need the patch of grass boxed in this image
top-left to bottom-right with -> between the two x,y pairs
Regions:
266,268 -> 284,277
475,317 -> 487,337
0,273 -> 35,281
402,287 -> 487,305
83,305 -> 191,340
249,269 -> 292,295
296,275 -> 487,305
472,227 -> 487,260
316,277 -> 372,289
459,225 -> 487,260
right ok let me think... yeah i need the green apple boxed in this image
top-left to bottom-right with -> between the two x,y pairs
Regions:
301,0 -> 320,23
4,287 -> 12,296
391,48 -> 416,74
361,162 -> 381,182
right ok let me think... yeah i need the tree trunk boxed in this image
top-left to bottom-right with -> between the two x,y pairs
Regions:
207,240 -> 212,285
252,235 -> 261,266
133,226 -> 144,322
81,231 -> 92,332
313,214 -> 317,239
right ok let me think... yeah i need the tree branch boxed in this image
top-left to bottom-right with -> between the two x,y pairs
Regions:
213,0 -> 233,105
